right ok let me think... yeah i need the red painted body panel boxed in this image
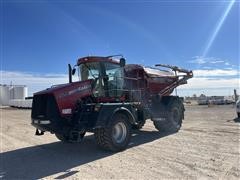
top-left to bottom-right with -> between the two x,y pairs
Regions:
35,80 -> 93,117
34,79 -> 125,118
124,64 -> 175,96
146,77 -> 177,95
77,56 -> 119,65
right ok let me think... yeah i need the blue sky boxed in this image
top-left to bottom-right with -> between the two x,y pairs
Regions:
0,0 -> 239,96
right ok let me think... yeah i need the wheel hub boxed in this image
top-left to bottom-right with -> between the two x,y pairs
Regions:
172,108 -> 180,126
112,122 -> 127,143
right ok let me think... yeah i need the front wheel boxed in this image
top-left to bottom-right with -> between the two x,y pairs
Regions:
94,113 -> 131,152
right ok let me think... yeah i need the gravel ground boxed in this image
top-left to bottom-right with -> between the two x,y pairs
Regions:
0,105 -> 239,179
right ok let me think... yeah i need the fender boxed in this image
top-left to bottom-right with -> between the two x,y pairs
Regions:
94,103 -> 136,128
109,107 -> 136,125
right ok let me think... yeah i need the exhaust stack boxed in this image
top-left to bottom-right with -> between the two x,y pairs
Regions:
68,64 -> 72,83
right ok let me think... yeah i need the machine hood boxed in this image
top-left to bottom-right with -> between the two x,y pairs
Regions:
33,80 -> 93,116
34,80 -> 92,96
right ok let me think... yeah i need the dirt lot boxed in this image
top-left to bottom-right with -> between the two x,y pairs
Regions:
0,105 -> 239,179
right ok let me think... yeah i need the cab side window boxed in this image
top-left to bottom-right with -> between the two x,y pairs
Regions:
105,63 -> 123,97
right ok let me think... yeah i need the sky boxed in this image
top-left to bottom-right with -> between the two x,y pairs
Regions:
0,0 -> 239,96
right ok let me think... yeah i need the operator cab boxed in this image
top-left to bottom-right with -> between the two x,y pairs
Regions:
75,56 -> 125,98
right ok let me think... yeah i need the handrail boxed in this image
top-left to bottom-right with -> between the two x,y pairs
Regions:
155,64 -> 193,96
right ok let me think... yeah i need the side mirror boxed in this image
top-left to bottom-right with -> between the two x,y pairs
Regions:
120,58 -> 126,67
72,68 -> 76,75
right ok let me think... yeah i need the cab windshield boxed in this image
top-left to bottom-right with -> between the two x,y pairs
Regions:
78,61 -> 124,97
79,62 -> 100,81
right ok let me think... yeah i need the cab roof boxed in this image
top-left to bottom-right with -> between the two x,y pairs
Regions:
77,56 -> 120,65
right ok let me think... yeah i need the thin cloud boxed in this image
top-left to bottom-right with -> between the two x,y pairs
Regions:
224,67 -> 233,70
179,77 -> 239,89
0,71 -> 70,95
189,56 -> 207,64
209,60 -> 225,64
202,66 -> 212,69
179,67 -> 239,91
189,56 -> 227,65
193,69 -> 239,77
1,71 -> 68,84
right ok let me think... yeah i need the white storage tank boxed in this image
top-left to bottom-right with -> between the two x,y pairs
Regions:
9,86 -> 15,100
0,85 -> 10,106
13,86 -> 28,100
1,84 -> 30,107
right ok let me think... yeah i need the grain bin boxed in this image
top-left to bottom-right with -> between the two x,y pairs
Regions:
13,86 -> 28,99
0,85 -> 10,106
9,86 -> 15,100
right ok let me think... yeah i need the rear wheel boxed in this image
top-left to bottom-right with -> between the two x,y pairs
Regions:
238,112 -> 240,118
153,98 -> 184,133
94,113 -> 131,152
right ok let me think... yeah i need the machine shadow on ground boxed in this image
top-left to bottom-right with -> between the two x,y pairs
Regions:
0,130 -> 174,179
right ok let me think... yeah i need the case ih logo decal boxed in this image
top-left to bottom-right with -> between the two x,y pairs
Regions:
68,84 -> 91,95
58,84 -> 91,98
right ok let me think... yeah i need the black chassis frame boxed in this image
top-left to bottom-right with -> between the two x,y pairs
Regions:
32,95 -> 183,137
32,101 -> 146,136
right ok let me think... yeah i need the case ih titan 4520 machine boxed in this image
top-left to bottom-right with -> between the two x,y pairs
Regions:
31,55 -> 193,151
